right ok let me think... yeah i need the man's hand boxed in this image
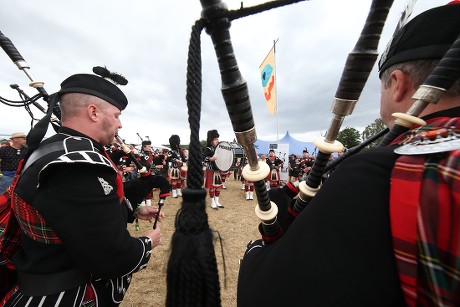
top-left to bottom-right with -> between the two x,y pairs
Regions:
144,225 -> 162,248
138,206 -> 165,223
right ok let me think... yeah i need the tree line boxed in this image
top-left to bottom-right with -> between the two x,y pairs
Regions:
337,118 -> 386,151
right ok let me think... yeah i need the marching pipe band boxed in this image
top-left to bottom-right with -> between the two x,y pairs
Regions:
114,134 -> 148,174
115,135 -> 173,222
111,135 -> 171,230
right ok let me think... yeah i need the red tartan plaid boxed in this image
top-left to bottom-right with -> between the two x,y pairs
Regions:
204,170 -> 222,189
0,165 -> 22,298
13,195 -> 61,244
390,117 -> 460,306
0,185 -> 21,269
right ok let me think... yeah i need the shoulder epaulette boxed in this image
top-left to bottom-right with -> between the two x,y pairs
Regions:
38,136 -> 117,183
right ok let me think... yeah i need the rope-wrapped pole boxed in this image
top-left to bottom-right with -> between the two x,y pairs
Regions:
200,0 -> 281,242
288,0 -> 394,222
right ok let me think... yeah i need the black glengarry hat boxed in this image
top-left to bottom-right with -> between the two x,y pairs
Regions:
58,66 -> 128,110
169,135 -> 181,150
378,3 -> 460,76
206,130 -> 219,147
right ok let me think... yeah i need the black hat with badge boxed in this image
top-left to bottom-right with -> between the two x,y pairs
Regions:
58,66 -> 129,110
378,2 -> 460,76
26,66 -> 129,154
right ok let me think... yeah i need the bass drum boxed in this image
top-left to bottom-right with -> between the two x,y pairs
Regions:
213,141 -> 235,172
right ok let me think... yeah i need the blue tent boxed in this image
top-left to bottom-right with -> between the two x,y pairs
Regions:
253,131 -> 316,156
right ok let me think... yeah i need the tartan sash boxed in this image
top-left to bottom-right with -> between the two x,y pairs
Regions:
390,117 -> 460,306
0,161 -> 24,298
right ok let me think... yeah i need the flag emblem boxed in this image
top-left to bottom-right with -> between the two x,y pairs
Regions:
259,46 -> 277,115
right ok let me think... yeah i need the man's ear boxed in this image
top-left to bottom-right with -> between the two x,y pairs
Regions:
390,70 -> 412,103
87,104 -> 99,121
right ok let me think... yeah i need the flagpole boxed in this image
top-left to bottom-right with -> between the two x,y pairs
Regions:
273,38 -> 279,144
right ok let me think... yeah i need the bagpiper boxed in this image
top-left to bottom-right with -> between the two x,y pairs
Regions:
166,135 -> 187,198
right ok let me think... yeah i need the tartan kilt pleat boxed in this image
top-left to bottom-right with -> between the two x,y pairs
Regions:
205,170 -> 222,189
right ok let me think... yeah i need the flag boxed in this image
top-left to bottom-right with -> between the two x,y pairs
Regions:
259,46 -> 277,115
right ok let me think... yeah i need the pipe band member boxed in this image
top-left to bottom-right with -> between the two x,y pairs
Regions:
2,69 -> 164,306
265,149 -> 283,189
166,134 -> 187,198
202,129 -> 224,209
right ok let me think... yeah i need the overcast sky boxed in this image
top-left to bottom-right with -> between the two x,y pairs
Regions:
0,0 -> 447,147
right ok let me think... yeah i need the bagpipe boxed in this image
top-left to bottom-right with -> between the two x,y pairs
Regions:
170,0 -> 460,303
165,1 -> 396,305
279,3 -> 460,230
167,2 -> 459,305
284,0 -> 396,226
0,30 -> 61,134
196,0 -> 395,241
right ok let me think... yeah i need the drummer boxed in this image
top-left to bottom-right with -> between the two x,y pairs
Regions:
265,149 -> 283,190
202,129 -> 225,210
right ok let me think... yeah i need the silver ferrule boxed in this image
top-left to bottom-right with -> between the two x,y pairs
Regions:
331,98 -> 357,117
14,60 -> 30,70
324,98 -> 357,143
235,128 -> 259,169
411,85 -> 445,105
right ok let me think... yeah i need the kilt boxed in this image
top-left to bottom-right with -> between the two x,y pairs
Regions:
266,169 -> 280,182
2,283 -> 96,306
169,167 -> 180,180
204,170 -> 223,189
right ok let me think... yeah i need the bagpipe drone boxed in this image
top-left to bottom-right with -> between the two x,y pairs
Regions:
164,0 -> 395,306
167,0 -> 460,306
